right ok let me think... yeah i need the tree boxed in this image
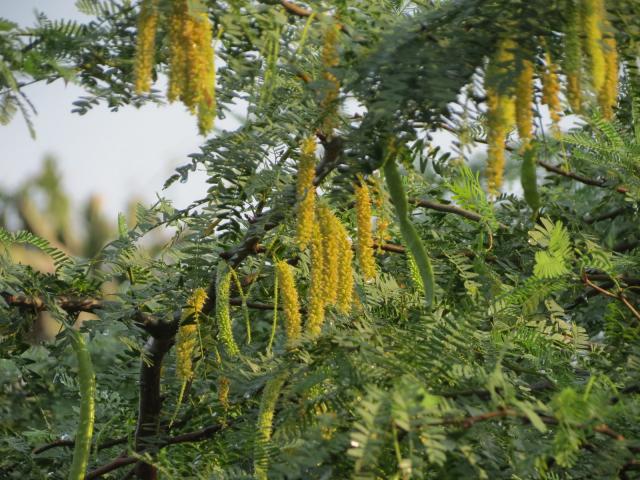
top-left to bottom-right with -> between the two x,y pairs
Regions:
1,0 -> 640,479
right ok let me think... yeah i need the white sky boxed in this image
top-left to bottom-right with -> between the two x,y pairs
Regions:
0,1 -> 240,223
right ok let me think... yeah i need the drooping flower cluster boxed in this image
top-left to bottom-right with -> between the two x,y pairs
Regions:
275,261 -> 302,346
320,22 -> 341,135
133,0 -> 158,94
484,1 -> 620,193
296,137 -> 317,249
306,205 -> 354,336
133,0 -> 216,134
175,287 -> 207,381
216,261 -> 239,357
354,179 -> 376,280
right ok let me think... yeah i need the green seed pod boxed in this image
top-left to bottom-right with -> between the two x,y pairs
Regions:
383,152 -> 435,309
521,144 -> 541,215
216,261 -> 240,357
68,330 -> 96,480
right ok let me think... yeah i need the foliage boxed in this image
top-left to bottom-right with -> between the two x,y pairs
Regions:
1,1 -> 640,479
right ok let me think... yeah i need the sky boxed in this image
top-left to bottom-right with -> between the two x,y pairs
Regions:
0,0 -> 241,224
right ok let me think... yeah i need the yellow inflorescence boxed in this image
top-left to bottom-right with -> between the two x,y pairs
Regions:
542,55 -> 562,126
565,1 -> 583,112
254,374 -> 287,480
321,22 -> 341,135
354,180 -> 376,280
307,222 -> 326,337
318,206 -> 339,305
216,262 -> 240,357
600,36 -> 618,119
486,39 -> 516,196
335,218 -> 354,315
372,176 -> 390,251
218,376 -> 230,412
275,261 -> 302,346
515,59 -> 534,145
296,137 -> 317,250
133,0 -> 158,94
165,0 -> 216,134
583,0 -> 606,94
175,287 -> 207,381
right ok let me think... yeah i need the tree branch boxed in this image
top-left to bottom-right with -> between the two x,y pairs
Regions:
280,0 -> 312,17
85,422 -> 226,479
133,336 -> 174,479
2,293 -> 102,313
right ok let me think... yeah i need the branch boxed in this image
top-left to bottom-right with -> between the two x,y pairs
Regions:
85,423 -> 226,479
280,0 -> 312,17
133,336 -> 174,479
438,123 -> 628,194
582,272 -> 640,324
33,435 -> 127,455
2,293 -> 102,313
536,160 -> 628,194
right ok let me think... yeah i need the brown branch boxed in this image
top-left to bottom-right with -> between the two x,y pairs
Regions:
280,0 -> 312,17
582,272 -> 640,324
85,455 -> 138,479
2,293 -> 102,313
33,435 -> 127,455
410,198 -> 484,223
536,160 -> 628,194
133,336 -> 174,479
85,423 -> 226,479
584,206 -> 629,224
439,123 -> 628,194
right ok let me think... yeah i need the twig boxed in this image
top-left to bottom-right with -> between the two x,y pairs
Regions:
280,0 -> 312,17
2,293 -> 102,313
582,272 -> 640,324
33,435 -> 127,455
84,423 -> 226,479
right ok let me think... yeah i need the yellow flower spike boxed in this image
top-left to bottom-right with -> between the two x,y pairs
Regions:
515,58 -> 534,145
335,219 -> 354,315
542,54 -> 562,126
296,137 -> 317,249
565,1 -> 583,112
320,22 -> 341,135
599,35 -> 618,119
307,222 -> 326,337
582,0 -> 606,94
133,0 -> 158,94
485,38 -> 516,196
218,376 -> 230,412
275,261 -> 302,346
354,179 -> 376,280
167,0 -> 188,103
175,288 -> 208,381
318,205 -> 339,305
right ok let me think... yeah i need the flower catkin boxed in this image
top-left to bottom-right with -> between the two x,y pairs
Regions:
320,22 -> 341,135
167,0 -> 216,134
307,222 -> 326,337
354,180 -> 376,280
254,374 -> 287,480
133,0 -> 158,94
296,137 -> 317,249
564,1 -> 583,112
318,205 -> 339,305
275,261 -> 302,346
599,35 -> 618,119
583,0 -> 606,94
175,287 -> 208,381
515,58 -> 534,145
335,219 -> 354,314
542,54 -> 562,126
486,39 -> 516,196
216,262 -> 240,357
